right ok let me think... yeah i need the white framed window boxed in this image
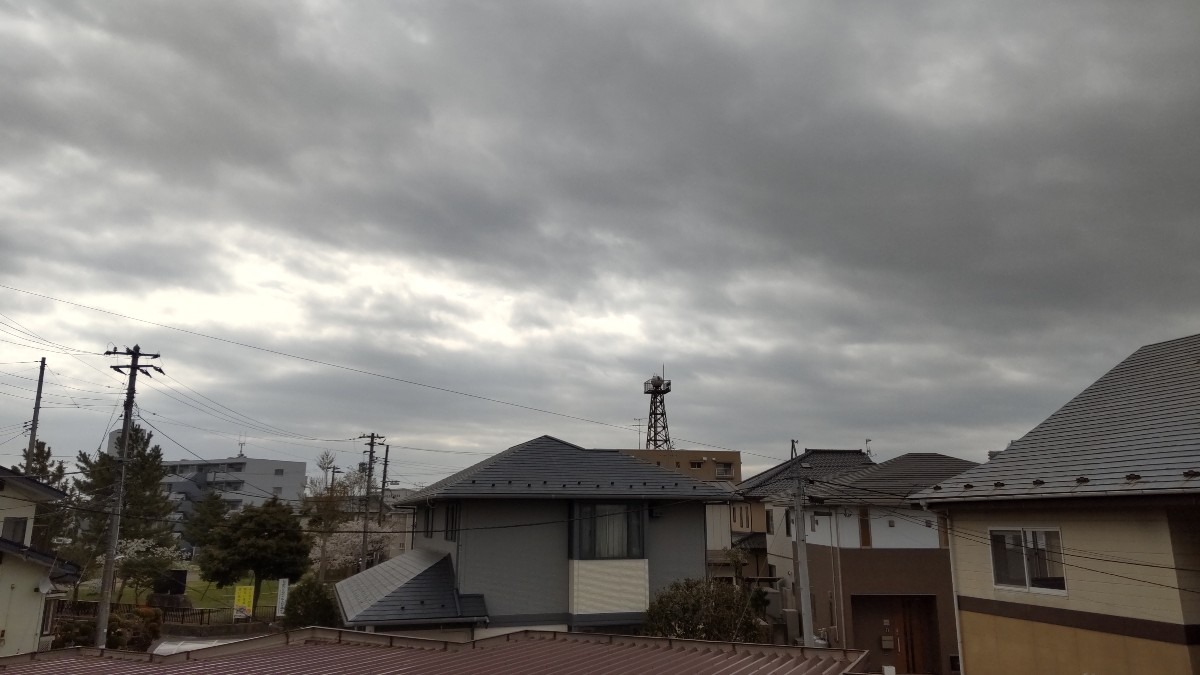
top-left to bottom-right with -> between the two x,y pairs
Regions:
575,503 -> 644,559
990,528 -> 1066,593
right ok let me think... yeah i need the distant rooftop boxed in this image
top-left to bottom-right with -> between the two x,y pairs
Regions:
918,332 -> 1200,504
738,449 -> 874,498
400,436 -> 735,503
806,453 -> 978,505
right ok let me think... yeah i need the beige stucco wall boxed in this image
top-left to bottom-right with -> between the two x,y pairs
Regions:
0,493 -> 51,657
960,610 -> 1198,675
951,506 -> 1187,624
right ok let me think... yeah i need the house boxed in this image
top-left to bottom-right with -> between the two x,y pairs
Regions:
788,453 -> 978,675
0,626 -> 870,674
335,435 -> 735,638
0,466 -> 80,656
616,447 -> 743,583
730,449 -> 874,584
916,333 -> 1200,675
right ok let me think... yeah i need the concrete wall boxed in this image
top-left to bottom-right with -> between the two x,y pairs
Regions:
645,502 -> 706,595
456,500 -> 569,619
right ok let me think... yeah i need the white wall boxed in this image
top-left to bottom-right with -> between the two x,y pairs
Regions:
0,490 -> 53,656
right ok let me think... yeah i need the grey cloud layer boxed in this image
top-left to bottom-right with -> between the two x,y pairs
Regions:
1,1 -> 1198,471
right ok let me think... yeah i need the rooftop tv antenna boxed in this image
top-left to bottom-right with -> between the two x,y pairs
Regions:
644,368 -> 674,450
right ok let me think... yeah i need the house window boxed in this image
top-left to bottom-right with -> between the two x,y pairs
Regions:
2,517 -> 28,544
716,463 -> 734,478
766,509 -> 774,534
576,503 -> 644,559
272,487 -> 283,496
423,507 -> 435,538
990,528 -> 1066,592
444,503 -> 460,542
785,508 -> 793,537
274,469 -> 284,476
690,461 -> 704,469
41,597 -> 57,636
858,507 -> 872,548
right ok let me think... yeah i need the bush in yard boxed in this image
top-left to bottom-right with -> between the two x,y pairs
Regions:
52,607 -> 163,651
282,575 -> 341,629
642,578 -> 764,643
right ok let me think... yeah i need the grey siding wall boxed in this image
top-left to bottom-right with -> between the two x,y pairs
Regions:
645,501 -> 707,594
413,504 -> 459,566
458,500 -> 569,618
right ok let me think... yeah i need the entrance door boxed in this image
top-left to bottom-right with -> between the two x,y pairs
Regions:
850,594 -> 940,675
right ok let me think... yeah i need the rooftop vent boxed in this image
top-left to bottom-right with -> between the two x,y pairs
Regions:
1032,479 -> 1045,486
932,485 -> 942,491
1185,470 -> 1200,479
1125,473 -> 1141,481
1075,476 -> 1090,484
962,483 -> 974,490
993,482 -> 1005,488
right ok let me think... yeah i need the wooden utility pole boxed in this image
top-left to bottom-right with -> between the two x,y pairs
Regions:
24,357 -> 45,469
359,433 -> 383,571
94,345 -> 162,648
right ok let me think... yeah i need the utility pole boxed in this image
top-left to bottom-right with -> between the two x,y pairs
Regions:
94,345 -> 162,648
378,444 -> 389,526
24,357 -> 46,470
792,464 -> 815,646
359,433 -> 383,572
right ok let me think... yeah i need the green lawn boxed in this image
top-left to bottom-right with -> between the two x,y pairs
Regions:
78,570 -> 281,610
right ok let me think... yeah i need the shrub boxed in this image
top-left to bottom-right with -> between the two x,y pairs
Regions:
282,575 -> 340,629
52,608 -> 163,651
642,578 -> 764,643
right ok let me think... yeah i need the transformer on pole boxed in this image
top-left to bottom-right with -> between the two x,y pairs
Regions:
643,373 -> 674,450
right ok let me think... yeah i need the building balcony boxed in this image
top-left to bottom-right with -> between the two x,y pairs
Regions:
568,559 -> 648,616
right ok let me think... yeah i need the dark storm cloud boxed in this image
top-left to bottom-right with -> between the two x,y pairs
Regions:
1,0 -> 1198,476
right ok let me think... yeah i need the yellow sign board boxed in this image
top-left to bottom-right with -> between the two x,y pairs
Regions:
234,585 -> 254,619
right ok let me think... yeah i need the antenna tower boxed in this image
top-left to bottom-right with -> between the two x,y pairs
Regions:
643,372 -> 674,450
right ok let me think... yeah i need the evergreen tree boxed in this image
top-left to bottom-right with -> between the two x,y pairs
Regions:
71,426 -> 176,598
15,440 -> 71,551
183,490 -> 229,552
198,497 -> 312,610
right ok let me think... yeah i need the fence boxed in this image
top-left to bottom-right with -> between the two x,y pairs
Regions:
54,600 -> 277,626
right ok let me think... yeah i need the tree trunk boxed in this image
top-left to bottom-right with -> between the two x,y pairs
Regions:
116,577 -> 127,605
252,574 -> 263,619
317,536 -> 329,584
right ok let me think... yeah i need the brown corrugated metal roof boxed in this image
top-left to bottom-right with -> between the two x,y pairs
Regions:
0,628 -> 868,674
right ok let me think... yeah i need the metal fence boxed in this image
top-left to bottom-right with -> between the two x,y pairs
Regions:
54,600 -> 276,626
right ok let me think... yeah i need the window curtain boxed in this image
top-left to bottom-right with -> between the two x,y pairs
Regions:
594,504 -> 628,558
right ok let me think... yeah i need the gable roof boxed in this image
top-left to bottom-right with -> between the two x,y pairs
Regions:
738,449 -> 875,499
918,333 -> 1200,504
400,436 -> 735,503
334,549 -> 486,626
806,453 -> 978,506
0,466 -> 69,502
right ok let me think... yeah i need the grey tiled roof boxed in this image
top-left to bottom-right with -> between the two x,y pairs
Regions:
918,333 -> 1200,504
737,449 -> 875,498
334,549 -> 487,626
399,436 -> 735,503
807,453 -> 978,506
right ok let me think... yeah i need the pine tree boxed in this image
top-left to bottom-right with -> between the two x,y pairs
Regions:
15,440 -> 71,551
198,497 -> 312,610
183,491 -> 229,552
71,426 -> 176,598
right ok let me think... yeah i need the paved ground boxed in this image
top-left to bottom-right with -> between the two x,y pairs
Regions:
150,636 -> 257,655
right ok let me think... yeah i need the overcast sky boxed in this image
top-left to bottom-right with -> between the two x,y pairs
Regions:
2,1 -> 1198,486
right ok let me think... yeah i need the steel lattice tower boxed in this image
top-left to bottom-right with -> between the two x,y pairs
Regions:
644,374 -> 674,450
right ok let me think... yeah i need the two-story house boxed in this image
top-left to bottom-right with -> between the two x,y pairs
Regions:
0,467 -> 80,656
788,453 -> 977,675
917,333 -> 1200,675
334,435 -> 735,639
